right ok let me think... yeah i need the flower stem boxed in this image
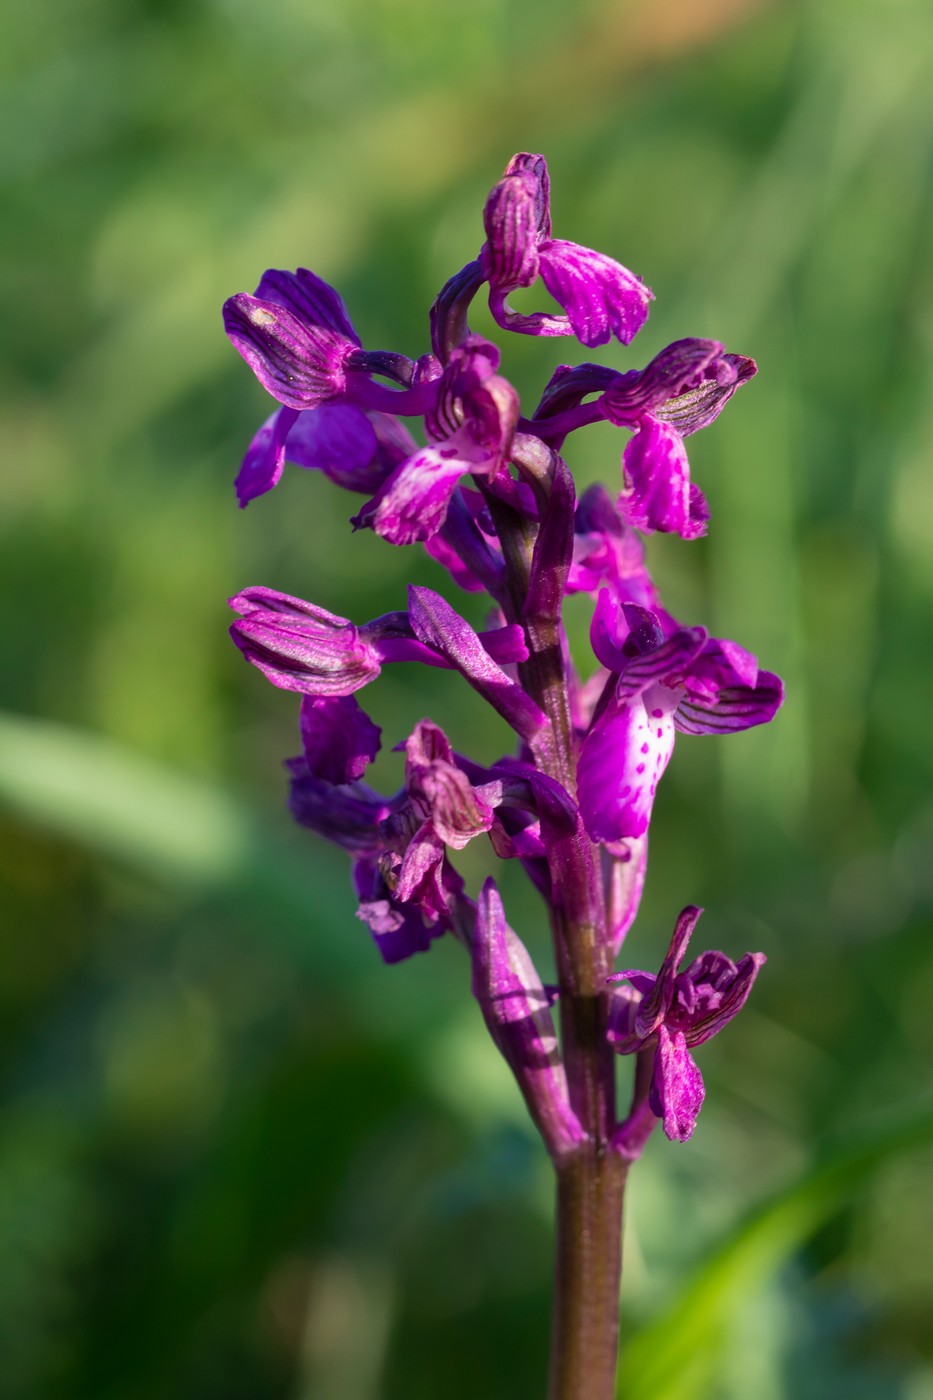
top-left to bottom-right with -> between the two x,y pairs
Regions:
487,472 -> 627,1399
549,1146 -> 628,1400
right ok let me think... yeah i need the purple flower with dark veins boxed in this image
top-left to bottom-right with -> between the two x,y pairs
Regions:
608,905 -> 766,1141
604,340 -> 757,541
223,265 -> 362,411
378,718 -> 495,923
481,153 -> 653,348
353,336 -> 519,545
229,584 -> 530,699
578,594 -> 783,844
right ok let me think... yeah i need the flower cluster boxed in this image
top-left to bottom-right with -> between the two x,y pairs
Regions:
224,154 -> 782,1149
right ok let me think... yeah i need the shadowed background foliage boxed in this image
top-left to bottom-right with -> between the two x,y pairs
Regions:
2,0 -> 932,1396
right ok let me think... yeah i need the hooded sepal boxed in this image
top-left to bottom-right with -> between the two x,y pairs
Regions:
471,880 -> 583,1157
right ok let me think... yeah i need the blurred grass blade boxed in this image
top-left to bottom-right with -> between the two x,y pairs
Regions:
620,1105 -> 933,1400
0,709 -> 257,887
0,710 -> 353,961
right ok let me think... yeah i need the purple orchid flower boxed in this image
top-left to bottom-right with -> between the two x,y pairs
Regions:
607,905 -> 766,1141
481,153 -> 653,348
377,719 -> 495,924
286,701 -> 512,961
607,343 -> 757,541
578,594 -> 783,844
353,336 -> 519,546
531,340 -> 757,541
228,584 -> 529,699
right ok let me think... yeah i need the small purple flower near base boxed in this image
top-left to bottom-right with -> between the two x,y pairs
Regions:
608,906 -> 766,1142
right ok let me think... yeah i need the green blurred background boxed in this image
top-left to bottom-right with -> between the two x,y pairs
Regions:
2,0 -> 932,1395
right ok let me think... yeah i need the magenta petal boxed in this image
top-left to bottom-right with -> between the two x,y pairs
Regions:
404,719 -> 494,850
621,415 -> 709,540
678,950 -> 766,1046
353,857 -> 444,963
590,589 -> 632,673
229,591 -> 381,696
253,266 -> 359,342
674,669 -> 784,736
538,239 -> 653,347
284,402 -> 381,491
503,152 -> 551,237
614,627 -> 706,702
650,1025 -> 706,1142
235,407 -> 299,507
655,354 -> 757,436
223,293 -> 354,410
359,447 -> 467,545
605,832 -> 649,955
578,684 -> 678,842
299,694 -> 381,784
633,904 -> 703,1038
408,586 -> 547,747
472,879 -> 583,1156
606,982 -> 645,1053
482,169 -> 542,290
394,824 -> 448,912
601,339 -> 726,426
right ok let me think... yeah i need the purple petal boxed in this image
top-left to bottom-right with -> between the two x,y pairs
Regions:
606,981 -> 646,1054
604,832 -> 649,955
600,339 -> 727,426
355,446 -> 467,545
408,586 -> 547,747
229,591 -> 381,696
578,683 -> 679,842
632,904 -> 703,1038
590,589 -> 632,673
235,407 -> 299,507
287,761 -> 389,854
621,416 -> 709,540
471,879 -> 583,1156
253,266 -> 359,342
537,239 -> 653,347
353,857 -> 445,963
223,293 -> 355,410
614,626 -> 707,702
678,950 -> 766,1046
283,402 -> 382,492
299,694 -> 381,784
423,335 -> 509,447
393,823 -> 449,915
650,1025 -> 706,1142
503,152 -> 551,237
674,669 -> 784,736
404,719 -> 494,850
481,169 -> 542,290
425,532 -> 489,593
655,354 -> 757,436
569,485 -> 660,606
